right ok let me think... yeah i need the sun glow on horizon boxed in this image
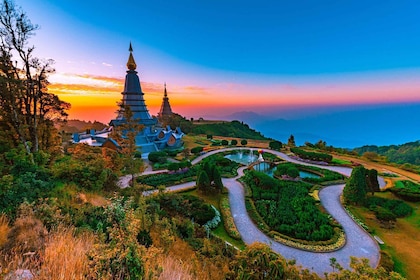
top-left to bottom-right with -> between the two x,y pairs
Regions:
49,70 -> 420,123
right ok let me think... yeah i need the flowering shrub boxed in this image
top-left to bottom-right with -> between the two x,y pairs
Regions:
204,205 -> 221,231
219,195 -> 241,240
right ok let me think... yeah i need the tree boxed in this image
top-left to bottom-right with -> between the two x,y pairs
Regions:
240,139 -> 247,146
343,166 -> 368,205
212,166 -> 223,192
366,168 -> 380,194
221,139 -> 228,146
197,170 -> 210,193
0,0 -> 70,161
287,135 -> 296,147
269,140 -> 282,150
111,105 -> 144,187
230,139 -> 237,146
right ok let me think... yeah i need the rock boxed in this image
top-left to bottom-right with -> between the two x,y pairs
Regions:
6,269 -> 34,280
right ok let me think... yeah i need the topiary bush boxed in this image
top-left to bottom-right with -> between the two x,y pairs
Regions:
148,151 -> 168,163
191,146 -> 204,154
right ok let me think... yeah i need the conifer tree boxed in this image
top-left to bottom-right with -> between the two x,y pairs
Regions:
366,168 -> 380,195
287,135 -> 296,147
197,170 -> 210,194
212,166 -> 223,192
343,166 -> 368,205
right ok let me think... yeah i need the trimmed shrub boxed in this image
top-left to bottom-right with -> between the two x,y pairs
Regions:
291,147 -> 332,163
191,146 -> 204,154
148,151 -> 168,163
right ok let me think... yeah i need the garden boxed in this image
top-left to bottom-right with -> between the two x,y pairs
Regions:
242,170 -> 343,248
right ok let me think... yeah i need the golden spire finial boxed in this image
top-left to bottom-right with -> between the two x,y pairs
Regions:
127,42 -> 137,70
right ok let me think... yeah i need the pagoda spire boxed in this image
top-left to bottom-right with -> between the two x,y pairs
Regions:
159,82 -> 173,116
127,42 -> 137,70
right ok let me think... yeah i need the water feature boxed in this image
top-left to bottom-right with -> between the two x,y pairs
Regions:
299,170 -> 321,179
224,150 -> 257,165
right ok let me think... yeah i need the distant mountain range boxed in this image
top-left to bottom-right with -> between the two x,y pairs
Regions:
222,103 -> 420,148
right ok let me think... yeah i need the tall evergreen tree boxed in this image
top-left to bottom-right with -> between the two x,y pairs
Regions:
287,135 -> 296,147
212,166 -> 223,192
343,166 -> 368,205
197,170 -> 210,193
366,168 -> 380,195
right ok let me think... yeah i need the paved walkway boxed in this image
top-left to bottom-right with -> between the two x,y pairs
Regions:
122,147 -> 381,275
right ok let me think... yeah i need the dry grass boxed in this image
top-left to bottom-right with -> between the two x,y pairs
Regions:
147,227 -> 228,280
3,215 -> 48,254
0,214 -> 10,248
38,226 -> 95,280
1,225 -> 95,280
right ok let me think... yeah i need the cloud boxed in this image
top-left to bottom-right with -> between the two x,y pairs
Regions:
102,62 -> 113,67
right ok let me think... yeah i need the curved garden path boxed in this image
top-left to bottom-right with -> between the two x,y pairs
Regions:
125,147 -> 383,275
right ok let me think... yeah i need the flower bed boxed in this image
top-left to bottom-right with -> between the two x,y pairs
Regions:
219,195 -> 241,240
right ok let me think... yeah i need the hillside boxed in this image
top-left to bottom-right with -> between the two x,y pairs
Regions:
354,141 -> 420,166
55,119 -> 108,133
191,120 -> 269,140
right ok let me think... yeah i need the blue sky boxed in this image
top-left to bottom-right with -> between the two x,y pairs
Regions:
14,0 -> 420,122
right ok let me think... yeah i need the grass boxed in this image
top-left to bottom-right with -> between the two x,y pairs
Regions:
331,158 -> 352,165
39,227 -> 95,279
181,189 -> 246,250
212,223 -> 246,250
0,214 -> 9,248
346,192 -> 420,279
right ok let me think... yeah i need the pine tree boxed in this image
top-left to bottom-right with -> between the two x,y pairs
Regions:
288,135 -> 296,147
343,166 -> 367,205
213,167 -> 223,192
197,170 -> 210,193
366,168 -> 380,195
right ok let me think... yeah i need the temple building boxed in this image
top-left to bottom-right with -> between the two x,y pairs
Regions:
72,43 -> 184,157
158,83 -> 173,117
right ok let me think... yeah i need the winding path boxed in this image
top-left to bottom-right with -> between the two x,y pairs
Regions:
124,148 -> 382,275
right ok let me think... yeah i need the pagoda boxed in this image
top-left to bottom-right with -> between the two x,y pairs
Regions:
108,43 -> 184,156
158,83 -> 173,117
73,44 -> 184,156
111,42 -> 157,127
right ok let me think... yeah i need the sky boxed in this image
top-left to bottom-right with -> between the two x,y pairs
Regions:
14,0 -> 420,123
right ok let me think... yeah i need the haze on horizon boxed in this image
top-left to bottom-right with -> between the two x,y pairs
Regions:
15,0 -> 420,143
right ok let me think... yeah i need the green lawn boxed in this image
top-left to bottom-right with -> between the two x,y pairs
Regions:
181,188 -> 246,250
331,158 -> 352,165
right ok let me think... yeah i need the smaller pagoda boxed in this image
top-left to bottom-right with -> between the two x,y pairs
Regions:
158,83 -> 173,117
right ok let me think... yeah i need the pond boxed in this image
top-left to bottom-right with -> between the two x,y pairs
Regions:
224,150 -> 257,165
298,170 -> 321,179
252,164 -> 321,179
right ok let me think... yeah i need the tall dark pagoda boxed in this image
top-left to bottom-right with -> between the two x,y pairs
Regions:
158,83 -> 173,117
112,43 -> 157,126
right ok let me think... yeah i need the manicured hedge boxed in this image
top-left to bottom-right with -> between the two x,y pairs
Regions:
219,195 -> 241,240
365,196 -> 413,218
148,151 -> 168,163
191,146 -> 204,154
291,147 -> 332,163
390,180 -> 420,202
